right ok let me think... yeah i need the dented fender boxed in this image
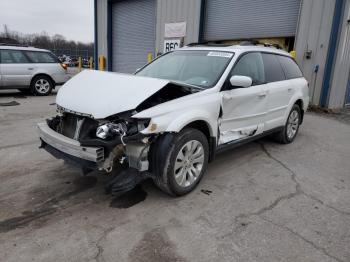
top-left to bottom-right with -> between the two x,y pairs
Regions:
133,90 -> 221,137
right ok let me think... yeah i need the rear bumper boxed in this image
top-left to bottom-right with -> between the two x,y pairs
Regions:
37,122 -> 104,165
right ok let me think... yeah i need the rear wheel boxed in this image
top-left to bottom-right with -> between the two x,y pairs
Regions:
31,76 -> 53,96
153,128 -> 209,196
274,104 -> 301,144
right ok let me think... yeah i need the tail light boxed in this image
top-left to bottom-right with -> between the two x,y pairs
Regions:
60,63 -> 68,71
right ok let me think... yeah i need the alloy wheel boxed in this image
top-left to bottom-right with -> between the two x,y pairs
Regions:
173,140 -> 205,188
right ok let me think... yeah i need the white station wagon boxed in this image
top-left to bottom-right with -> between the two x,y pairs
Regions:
38,43 -> 309,196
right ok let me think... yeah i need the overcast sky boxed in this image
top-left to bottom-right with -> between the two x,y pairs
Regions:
0,0 -> 94,43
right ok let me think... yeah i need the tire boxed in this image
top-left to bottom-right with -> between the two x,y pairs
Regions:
274,104 -> 301,144
31,75 -> 53,96
151,128 -> 209,196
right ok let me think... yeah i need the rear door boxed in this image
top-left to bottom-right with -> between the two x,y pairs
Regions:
261,53 -> 289,129
0,49 -> 33,87
219,52 -> 268,144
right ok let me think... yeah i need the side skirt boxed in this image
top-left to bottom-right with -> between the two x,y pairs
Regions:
215,126 -> 284,155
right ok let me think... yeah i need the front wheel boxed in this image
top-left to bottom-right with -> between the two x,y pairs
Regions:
152,128 -> 209,196
274,104 -> 301,144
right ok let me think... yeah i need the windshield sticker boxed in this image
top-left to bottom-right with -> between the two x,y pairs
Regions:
207,51 -> 233,58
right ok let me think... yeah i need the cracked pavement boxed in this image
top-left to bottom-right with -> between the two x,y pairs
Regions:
0,90 -> 349,262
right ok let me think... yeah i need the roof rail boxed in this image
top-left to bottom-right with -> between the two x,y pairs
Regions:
0,43 -> 30,47
239,40 -> 282,49
186,41 -> 232,47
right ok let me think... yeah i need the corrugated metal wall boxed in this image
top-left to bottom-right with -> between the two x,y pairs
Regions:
328,0 -> 350,108
156,0 -> 201,54
295,0 -> 336,105
203,0 -> 301,41
111,0 -> 156,73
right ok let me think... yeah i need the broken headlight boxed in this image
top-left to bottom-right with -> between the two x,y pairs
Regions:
96,122 -> 127,139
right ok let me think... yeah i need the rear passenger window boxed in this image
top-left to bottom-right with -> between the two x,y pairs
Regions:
231,52 -> 265,85
25,51 -> 57,63
277,55 -> 303,79
261,53 -> 285,82
0,50 -> 29,63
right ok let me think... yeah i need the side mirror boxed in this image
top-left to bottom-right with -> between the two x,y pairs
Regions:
229,75 -> 252,88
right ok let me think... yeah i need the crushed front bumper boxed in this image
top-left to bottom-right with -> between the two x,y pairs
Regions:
37,122 -> 104,168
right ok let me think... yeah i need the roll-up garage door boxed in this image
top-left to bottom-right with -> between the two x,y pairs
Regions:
111,0 -> 155,73
203,0 -> 301,41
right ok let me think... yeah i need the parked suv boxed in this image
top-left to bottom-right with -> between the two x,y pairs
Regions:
0,45 -> 70,95
38,44 -> 309,196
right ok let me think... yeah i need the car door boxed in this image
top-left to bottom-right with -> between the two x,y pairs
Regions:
0,49 -> 33,87
261,53 -> 290,130
219,52 -> 268,145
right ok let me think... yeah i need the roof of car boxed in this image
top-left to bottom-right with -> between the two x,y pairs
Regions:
0,45 -> 50,52
181,44 -> 291,57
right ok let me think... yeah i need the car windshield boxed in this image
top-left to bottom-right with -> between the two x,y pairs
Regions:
136,50 -> 234,88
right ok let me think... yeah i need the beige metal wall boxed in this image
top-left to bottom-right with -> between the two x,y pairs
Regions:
295,0 -> 336,105
156,0 -> 201,54
328,0 -> 350,108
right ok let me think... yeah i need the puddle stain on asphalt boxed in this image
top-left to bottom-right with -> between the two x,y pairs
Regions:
0,101 -> 20,107
0,176 -> 97,233
109,186 -> 147,209
128,228 -> 187,262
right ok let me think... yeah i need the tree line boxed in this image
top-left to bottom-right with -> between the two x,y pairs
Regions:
0,25 -> 94,58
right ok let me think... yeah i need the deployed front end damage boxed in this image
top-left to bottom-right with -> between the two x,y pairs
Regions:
38,109 -> 153,174
37,70 -> 204,194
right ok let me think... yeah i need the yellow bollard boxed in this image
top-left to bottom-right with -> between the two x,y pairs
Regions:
99,55 -> 106,71
78,57 -> 82,72
147,53 -> 153,63
290,50 -> 297,59
89,57 -> 93,69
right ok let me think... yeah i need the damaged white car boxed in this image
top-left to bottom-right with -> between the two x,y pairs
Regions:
38,44 -> 309,196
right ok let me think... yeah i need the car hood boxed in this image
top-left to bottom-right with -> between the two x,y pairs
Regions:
56,70 -> 170,119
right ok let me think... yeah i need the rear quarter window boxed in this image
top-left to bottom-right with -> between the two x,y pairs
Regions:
25,51 -> 58,63
277,55 -> 303,79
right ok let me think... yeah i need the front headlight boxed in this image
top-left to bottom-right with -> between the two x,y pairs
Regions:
96,122 -> 127,139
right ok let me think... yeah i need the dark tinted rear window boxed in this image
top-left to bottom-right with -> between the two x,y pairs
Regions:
261,53 -> 285,83
25,51 -> 58,63
277,55 -> 303,79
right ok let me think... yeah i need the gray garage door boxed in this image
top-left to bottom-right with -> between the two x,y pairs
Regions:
111,0 -> 155,73
203,0 -> 301,41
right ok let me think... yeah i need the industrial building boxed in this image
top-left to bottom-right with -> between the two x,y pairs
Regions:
94,0 -> 350,109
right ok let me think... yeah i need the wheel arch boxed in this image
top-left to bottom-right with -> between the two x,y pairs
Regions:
294,99 -> 304,124
31,73 -> 55,87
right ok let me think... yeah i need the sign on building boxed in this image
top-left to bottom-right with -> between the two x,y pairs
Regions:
163,39 -> 182,53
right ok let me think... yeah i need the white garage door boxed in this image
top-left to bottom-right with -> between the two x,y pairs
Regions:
111,0 -> 156,73
204,0 -> 301,41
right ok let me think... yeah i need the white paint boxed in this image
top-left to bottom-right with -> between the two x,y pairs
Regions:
229,75 -> 252,88
163,39 -> 181,53
56,70 -> 169,119
164,22 -> 187,38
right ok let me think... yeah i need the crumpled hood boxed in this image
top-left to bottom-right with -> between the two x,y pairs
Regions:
56,70 -> 169,119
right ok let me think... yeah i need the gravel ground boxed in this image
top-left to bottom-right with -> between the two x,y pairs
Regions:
0,89 -> 349,262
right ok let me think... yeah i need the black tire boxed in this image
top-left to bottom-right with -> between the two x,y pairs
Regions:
151,128 -> 209,196
274,104 -> 301,144
31,75 -> 53,96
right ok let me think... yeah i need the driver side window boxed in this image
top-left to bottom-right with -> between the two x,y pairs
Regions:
231,52 -> 265,85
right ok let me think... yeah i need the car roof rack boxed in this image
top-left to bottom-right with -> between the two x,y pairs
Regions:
239,39 -> 282,49
187,41 -> 232,47
0,43 -> 30,47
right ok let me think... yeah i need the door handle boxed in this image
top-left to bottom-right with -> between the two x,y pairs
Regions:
258,93 -> 267,98
288,88 -> 293,92
28,68 -> 34,70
